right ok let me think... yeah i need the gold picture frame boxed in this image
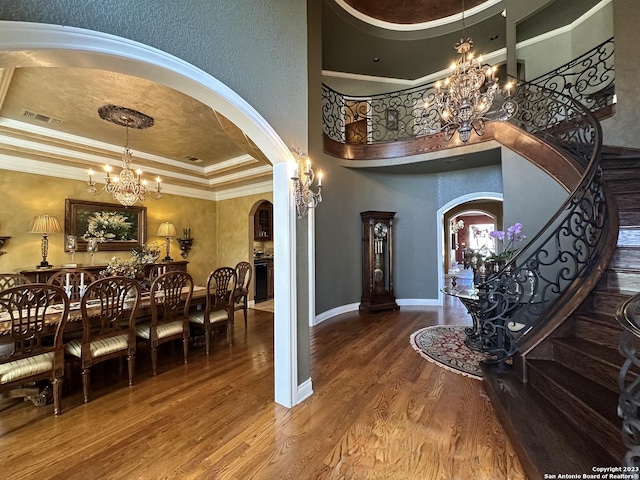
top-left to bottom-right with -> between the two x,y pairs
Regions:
65,199 -> 147,251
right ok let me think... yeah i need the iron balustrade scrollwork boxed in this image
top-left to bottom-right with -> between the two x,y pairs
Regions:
322,82 -> 443,145
616,295 -> 640,467
322,38 -> 613,148
462,81 -> 606,364
528,37 -> 615,112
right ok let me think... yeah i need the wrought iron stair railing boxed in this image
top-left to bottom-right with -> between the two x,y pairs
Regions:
616,296 -> 640,467
527,37 -> 614,112
463,81 -> 609,363
322,38 -> 616,366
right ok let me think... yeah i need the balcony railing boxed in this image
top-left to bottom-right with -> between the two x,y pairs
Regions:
322,37 -> 614,148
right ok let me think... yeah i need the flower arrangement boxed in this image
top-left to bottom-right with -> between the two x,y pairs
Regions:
99,242 -> 162,280
100,256 -> 140,279
131,242 -> 162,265
83,211 -> 133,242
451,219 -> 465,234
488,222 -> 526,261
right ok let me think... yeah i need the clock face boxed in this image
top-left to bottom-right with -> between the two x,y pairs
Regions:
374,222 -> 388,238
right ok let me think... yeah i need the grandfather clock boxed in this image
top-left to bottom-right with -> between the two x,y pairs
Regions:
360,211 -> 399,313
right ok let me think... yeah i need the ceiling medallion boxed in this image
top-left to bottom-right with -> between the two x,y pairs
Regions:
86,105 -> 161,207
97,104 -> 154,130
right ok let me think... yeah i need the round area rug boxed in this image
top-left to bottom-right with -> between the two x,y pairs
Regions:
410,325 -> 486,380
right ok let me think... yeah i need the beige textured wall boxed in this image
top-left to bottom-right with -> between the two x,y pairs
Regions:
0,169 -> 217,285
215,192 -> 273,268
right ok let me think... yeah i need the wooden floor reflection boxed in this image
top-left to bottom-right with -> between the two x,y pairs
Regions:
0,299 -> 524,479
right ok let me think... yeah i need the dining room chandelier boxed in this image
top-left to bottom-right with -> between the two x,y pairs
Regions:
431,3 -> 517,143
87,105 -> 162,207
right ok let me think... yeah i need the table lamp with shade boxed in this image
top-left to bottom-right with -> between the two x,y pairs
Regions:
28,213 -> 62,269
157,221 -> 176,262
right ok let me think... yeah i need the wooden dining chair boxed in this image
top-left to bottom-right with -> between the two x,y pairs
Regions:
64,276 -> 141,403
0,273 -> 30,292
47,268 -> 96,302
233,261 -> 252,328
135,271 -> 193,375
148,263 -> 181,283
0,283 -> 70,414
189,267 -> 237,355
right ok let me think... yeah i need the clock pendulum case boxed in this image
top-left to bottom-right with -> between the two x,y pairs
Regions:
359,211 -> 399,313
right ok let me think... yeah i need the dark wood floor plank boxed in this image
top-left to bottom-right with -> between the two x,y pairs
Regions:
0,304 -> 525,479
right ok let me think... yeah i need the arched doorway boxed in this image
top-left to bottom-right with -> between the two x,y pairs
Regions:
0,21 -> 301,407
437,192 -> 503,305
250,199 -> 274,306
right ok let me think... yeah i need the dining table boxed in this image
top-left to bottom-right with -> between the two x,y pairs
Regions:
0,285 -> 208,336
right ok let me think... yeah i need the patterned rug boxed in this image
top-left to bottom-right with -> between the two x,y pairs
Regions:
410,325 -> 486,380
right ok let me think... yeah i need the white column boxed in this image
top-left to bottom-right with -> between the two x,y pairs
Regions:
273,161 -> 298,408
308,206 -> 316,327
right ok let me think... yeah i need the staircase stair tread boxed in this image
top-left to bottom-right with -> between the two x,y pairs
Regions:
602,145 -> 640,158
481,363 -> 619,477
608,266 -> 640,274
573,311 -> 618,326
528,359 -> 620,425
551,336 -> 623,367
594,286 -> 636,297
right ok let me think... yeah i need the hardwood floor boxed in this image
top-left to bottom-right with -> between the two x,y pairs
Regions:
0,298 -> 525,479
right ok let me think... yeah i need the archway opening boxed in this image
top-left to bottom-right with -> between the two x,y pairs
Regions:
0,21 -> 300,407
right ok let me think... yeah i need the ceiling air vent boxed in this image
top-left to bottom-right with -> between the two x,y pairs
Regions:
23,110 -> 63,126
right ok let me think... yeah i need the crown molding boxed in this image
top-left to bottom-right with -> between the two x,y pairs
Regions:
214,179 -> 273,201
334,0 -> 502,32
323,0 -> 611,86
204,154 -> 257,174
208,165 -> 272,186
515,0 -> 611,50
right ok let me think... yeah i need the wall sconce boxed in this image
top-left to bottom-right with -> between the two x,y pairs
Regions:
177,228 -> 194,259
28,213 -> 62,269
291,150 -> 322,219
157,221 -> 176,262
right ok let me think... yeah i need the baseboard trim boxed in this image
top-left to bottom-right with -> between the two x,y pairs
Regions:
314,298 -> 440,325
397,298 -> 441,307
297,377 -> 313,404
313,302 -> 360,325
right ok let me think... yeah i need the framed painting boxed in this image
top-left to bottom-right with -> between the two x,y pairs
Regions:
65,199 -> 147,251
386,109 -> 399,131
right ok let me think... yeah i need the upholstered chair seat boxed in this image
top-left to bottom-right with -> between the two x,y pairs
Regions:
135,271 -> 193,376
0,352 -> 55,384
65,334 -> 130,359
65,276 -> 141,403
189,267 -> 237,355
0,283 -> 69,415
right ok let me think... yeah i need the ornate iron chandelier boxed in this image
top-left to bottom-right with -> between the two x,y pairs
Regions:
290,150 -> 322,219
432,4 -> 517,143
87,105 -> 162,207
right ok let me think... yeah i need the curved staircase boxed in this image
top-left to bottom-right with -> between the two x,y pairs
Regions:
483,145 -> 640,477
